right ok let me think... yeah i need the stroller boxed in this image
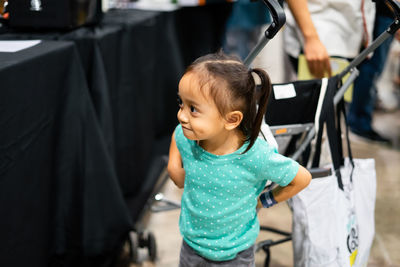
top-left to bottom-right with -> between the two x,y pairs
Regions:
244,0 -> 400,266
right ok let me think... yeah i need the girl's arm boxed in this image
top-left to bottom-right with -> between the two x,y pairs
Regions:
259,165 -> 311,208
167,131 -> 185,188
271,165 -> 311,203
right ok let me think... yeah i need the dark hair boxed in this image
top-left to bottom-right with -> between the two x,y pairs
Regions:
184,51 -> 271,153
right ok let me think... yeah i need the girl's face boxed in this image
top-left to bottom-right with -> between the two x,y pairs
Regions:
177,73 -> 226,142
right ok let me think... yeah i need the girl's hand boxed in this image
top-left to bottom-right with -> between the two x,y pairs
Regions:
257,198 -> 263,210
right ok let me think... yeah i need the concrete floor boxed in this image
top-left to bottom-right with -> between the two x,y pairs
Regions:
128,30 -> 400,267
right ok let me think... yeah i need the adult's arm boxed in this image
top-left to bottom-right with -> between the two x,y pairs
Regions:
286,0 -> 332,78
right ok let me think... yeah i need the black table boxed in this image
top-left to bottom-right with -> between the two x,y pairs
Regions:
1,4 -> 232,194
0,41 -> 132,266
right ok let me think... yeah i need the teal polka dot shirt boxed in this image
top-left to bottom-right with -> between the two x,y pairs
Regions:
174,124 -> 299,261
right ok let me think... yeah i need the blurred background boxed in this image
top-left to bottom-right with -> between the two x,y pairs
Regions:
0,1 -> 399,266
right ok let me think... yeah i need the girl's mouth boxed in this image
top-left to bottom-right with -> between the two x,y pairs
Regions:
181,126 -> 192,131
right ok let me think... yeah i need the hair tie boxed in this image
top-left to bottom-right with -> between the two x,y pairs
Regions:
249,68 -> 259,84
249,68 -> 262,94
249,68 -> 257,83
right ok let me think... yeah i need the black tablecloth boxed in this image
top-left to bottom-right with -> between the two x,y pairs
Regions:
0,5 -> 232,266
1,5 -> 233,194
1,10 -> 165,198
0,41 -> 132,266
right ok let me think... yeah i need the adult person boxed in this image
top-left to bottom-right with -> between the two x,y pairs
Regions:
223,0 -> 331,78
347,1 -> 396,143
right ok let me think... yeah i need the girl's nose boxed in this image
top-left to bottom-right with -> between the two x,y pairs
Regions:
177,108 -> 188,124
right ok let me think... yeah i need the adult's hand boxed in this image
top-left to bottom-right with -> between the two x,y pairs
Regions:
303,36 -> 332,78
286,0 -> 332,78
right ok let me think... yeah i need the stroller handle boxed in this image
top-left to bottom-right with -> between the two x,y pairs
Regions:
244,0 -> 286,67
383,0 -> 400,34
261,0 -> 286,39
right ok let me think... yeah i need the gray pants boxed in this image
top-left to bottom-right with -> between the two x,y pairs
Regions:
179,241 -> 255,267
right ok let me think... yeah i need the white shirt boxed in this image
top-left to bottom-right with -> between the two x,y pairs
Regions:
284,0 -> 376,59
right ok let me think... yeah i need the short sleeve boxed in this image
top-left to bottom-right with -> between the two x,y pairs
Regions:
174,124 -> 192,159
260,145 -> 300,187
174,124 -> 184,151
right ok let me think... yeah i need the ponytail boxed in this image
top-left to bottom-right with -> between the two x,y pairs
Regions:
242,68 -> 271,153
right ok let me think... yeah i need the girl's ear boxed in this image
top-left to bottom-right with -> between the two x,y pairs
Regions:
224,111 -> 243,131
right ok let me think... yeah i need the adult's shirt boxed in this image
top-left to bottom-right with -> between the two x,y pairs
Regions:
284,0 -> 376,59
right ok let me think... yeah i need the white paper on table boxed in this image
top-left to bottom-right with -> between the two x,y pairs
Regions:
125,1 -> 180,11
0,40 -> 42,53
178,0 -> 199,6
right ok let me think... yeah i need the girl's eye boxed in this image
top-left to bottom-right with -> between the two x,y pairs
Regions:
190,106 -> 197,113
177,96 -> 183,107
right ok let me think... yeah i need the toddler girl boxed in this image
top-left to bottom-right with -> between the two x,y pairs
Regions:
168,51 -> 311,266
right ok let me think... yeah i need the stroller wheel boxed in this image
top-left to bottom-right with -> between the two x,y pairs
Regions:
147,231 -> 157,262
139,231 -> 157,261
128,231 -> 139,263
